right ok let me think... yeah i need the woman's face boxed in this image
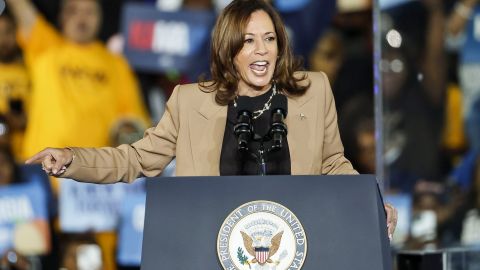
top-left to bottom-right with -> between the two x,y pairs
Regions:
234,10 -> 278,95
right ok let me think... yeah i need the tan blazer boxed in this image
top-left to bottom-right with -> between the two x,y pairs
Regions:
63,71 -> 357,183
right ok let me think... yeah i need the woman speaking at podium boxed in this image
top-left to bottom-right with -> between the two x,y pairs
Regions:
25,0 -> 397,237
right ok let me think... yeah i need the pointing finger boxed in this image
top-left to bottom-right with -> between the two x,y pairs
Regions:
25,149 -> 51,164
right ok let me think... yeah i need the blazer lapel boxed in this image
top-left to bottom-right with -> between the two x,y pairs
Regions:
187,88 -> 316,175
286,93 -> 316,175
189,93 -> 227,175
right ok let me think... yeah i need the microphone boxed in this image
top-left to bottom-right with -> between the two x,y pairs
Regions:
0,0 -> 5,16
269,94 -> 288,151
233,96 -> 254,152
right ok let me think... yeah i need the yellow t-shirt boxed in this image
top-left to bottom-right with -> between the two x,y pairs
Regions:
18,17 -> 150,159
0,62 -> 30,160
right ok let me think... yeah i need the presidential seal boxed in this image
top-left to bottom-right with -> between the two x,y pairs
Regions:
217,201 -> 307,270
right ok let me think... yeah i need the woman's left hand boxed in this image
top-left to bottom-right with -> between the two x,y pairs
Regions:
385,203 -> 398,241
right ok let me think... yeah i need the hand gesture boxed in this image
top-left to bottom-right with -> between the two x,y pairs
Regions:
25,147 -> 74,176
385,203 -> 398,241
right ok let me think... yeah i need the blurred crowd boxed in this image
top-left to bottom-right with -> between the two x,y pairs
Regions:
379,0 -> 480,257
0,0 -> 479,269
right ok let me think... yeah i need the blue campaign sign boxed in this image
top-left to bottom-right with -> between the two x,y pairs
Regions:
0,181 -> 49,255
122,3 -> 215,78
20,164 -> 56,217
117,179 -> 146,266
59,179 -> 129,232
60,178 -> 147,233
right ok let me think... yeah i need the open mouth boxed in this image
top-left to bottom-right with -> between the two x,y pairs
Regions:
249,61 -> 269,76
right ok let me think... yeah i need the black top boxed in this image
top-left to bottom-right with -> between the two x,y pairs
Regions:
219,88 -> 291,175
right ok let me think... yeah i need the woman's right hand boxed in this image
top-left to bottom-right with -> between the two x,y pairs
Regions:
25,147 -> 74,176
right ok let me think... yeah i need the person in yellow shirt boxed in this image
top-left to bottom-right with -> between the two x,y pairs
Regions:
0,10 -> 30,161
6,0 -> 150,161
6,1 -> 150,270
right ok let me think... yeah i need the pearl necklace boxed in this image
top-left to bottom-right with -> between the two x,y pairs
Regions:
234,84 -> 277,119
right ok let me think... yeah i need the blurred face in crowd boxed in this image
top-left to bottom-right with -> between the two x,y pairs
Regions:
0,16 -> 18,63
234,10 -> 278,96
310,32 -> 344,84
0,149 -> 14,186
60,0 -> 101,44
111,120 -> 145,146
381,50 -> 407,102
356,129 -> 376,174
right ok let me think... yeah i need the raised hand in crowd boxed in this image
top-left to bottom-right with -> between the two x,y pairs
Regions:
447,0 -> 479,36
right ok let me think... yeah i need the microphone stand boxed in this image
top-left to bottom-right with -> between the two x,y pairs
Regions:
245,135 -> 268,176
249,117 -> 287,175
258,142 -> 267,176
249,138 -> 276,176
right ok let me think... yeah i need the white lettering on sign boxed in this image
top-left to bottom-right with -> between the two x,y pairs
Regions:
152,20 -> 190,56
0,196 -> 34,223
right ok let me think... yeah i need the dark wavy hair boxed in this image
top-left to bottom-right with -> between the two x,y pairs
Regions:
200,0 -> 310,105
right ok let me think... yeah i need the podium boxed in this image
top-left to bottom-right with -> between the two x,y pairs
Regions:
141,175 -> 392,270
